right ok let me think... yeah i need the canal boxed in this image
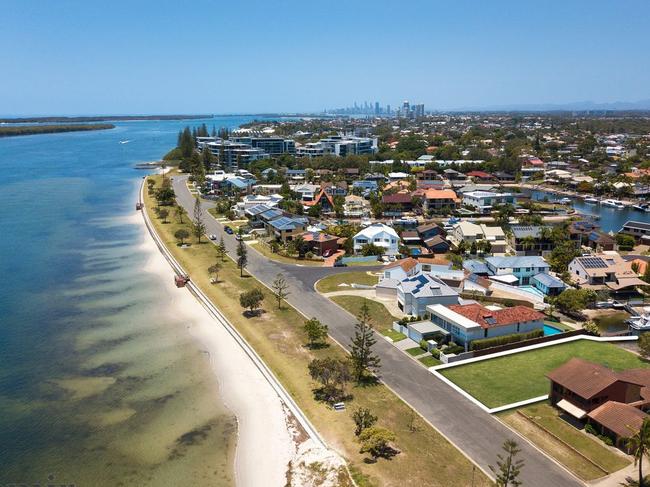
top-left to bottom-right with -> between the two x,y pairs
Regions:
528,190 -> 650,233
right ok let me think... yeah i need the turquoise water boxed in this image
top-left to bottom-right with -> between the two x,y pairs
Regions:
518,285 -> 545,299
543,324 -> 563,336
0,117 -> 265,486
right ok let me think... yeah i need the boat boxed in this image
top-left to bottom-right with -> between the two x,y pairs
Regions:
119,140 -> 131,144
584,197 -> 599,204
601,199 -> 626,209
134,161 -> 161,170
633,203 -> 650,212
558,197 -> 572,205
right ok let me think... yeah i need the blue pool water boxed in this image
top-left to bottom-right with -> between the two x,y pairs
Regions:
543,324 -> 563,336
518,285 -> 545,299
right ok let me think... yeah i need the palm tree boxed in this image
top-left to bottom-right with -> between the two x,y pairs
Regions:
521,235 -> 537,254
626,418 -> 650,487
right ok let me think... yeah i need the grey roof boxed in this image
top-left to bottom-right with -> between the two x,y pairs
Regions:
532,272 -> 567,289
510,225 -> 542,239
409,320 -> 450,336
623,221 -> 650,231
486,256 -> 549,269
376,278 -> 399,289
260,208 -> 283,221
268,216 -> 307,231
246,204 -> 273,216
399,273 -> 458,299
463,260 -> 490,274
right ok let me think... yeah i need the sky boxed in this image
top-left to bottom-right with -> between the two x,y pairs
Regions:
2,0 -> 650,115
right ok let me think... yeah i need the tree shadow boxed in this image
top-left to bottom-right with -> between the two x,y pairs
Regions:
362,446 -> 400,464
242,309 -> 264,318
311,386 -> 353,405
305,342 -> 330,350
355,374 -> 380,388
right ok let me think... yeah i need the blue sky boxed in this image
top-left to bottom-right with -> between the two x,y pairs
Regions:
2,0 -> 649,115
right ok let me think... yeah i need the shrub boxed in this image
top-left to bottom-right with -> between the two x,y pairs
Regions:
445,344 -> 465,355
470,329 -> 544,351
305,251 -> 314,259
419,339 -> 428,351
585,423 -> 597,435
430,348 -> 440,359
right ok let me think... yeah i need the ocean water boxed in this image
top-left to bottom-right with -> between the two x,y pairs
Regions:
0,117 -> 263,486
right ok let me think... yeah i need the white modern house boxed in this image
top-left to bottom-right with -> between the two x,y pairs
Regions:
462,191 -> 514,214
397,274 -> 459,316
448,221 -> 507,253
353,223 -> 400,255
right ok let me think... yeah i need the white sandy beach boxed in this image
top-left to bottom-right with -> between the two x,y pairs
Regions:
136,216 -> 295,487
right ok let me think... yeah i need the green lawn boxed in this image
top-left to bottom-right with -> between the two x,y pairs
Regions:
381,328 -> 407,342
501,403 -> 629,480
316,272 -> 379,293
250,242 -> 324,267
406,347 -> 425,357
419,355 -> 442,367
330,296 -> 398,329
440,340 -> 649,408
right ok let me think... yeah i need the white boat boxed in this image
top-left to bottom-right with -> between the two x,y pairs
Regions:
601,199 -> 626,209
119,140 -> 131,144
558,197 -> 572,205
633,203 -> 650,212
584,197 -> 599,204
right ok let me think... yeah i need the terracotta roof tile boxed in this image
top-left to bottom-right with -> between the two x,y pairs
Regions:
588,401 -> 647,438
385,257 -> 419,273
447,303 -> 545,330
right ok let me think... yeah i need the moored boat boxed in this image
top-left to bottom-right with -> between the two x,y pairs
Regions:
601,199 -> 626,209
584,196 -> 599,204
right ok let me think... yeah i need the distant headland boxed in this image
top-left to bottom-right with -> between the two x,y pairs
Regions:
0,114 -> 215,123
0,123 -> 116,137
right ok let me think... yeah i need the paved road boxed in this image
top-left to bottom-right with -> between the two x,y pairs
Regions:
172,175 -> 582,487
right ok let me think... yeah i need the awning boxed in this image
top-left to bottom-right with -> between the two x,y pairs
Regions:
606,277 -> 648,290
490,274 -> 519,284
557,399 -> 587,419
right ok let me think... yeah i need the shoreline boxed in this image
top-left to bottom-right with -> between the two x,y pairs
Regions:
134,210 -> 295,487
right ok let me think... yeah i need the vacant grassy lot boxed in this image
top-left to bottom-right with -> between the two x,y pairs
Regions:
419,355 -> 442,367
440,339 -> 648,408
501,403 -> 629,480
381,328 -> 407,342
145,176 -> 491,487
316,271 -> 379,293
330,296 -> 398,330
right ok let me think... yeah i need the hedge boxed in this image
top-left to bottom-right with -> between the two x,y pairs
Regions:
470,329 -> 544,351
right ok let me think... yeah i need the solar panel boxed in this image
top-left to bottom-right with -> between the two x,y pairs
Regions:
581,257 -> 608,269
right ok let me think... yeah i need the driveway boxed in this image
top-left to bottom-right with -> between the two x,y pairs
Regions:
171,175 -> 582,487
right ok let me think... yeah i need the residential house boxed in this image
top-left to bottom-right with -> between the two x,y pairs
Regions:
462,191 -> 515,215
397,274 -> 459,316
382,257 -> 421,281
449,222 -> 507,254
509,226 -> 554,256
568,252 -> 646,293
382,193 -> 414,216
343,195 -> 370,218
485,256 -> 550,286
417,223 -> 450,253
303,189 -> 334,213
301,231 -> 340,256
353,223 -> 400,255
265,216 -> 309,243
547,358 -> 650,449
426,303 -> 545,351
466,170 -> 496,182
530,273 -> 566,296
620,221 -> 650,242
422,189 -> 458,214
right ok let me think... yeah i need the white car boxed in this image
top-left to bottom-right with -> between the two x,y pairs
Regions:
209,234 -> 217,240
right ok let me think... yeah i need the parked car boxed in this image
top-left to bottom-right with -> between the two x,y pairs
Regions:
209,234 -> 217,240
333,260 -> 347,267
235,234 -> 243,241
322,249 -> 333,258
224,225 -> 234,235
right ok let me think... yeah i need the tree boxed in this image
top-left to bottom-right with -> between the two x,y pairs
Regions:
174,204 -> 186,223
239,288 -> 264,316
350,301 -> 381,382
308,357 -> 351,404
174,228 -> 190,245
155,179 -> 175,206
192,197 -> 206,243
358,427 -> 397,461
272,273 -> 290,309
494,203 -> 515,226
554,288 -> 597,315
583,320 -> 600,336
158,208 -> 169,223
208,262 -> 222,283
548,241 -> 580,273
217,236 -> 227,262
352,407 -> 377,436
638,334 -> 650,359
304,317 -> 328,348
626,418 -> 650,487
308,203 -> 322,218
489,439 -> 524,487
236,236 -> 248,277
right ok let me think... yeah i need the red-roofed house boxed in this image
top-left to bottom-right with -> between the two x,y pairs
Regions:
382,192 -> 414,216
466,171 -> 495,182
422,189 -> 458,214
301,231 -> 340,256
303,189 -> 334,212
426,302 -> 545,350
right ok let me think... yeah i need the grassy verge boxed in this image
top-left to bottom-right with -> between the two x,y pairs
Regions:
405,347 -> 424,357
330,296 -> 398,329
381,329 -> 407,342
144,176 -> 491,487
316,272 -> 379,293
419,355 -> 441,367
500,403 -> 629,480
251,242 -> 324,267
439,340 -> 649,408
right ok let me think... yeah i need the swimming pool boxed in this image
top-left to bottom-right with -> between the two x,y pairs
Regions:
518,285 -> 546,299
543,324 -> 563,336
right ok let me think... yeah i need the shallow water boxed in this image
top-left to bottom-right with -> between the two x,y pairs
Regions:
0,117 -> 265,486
